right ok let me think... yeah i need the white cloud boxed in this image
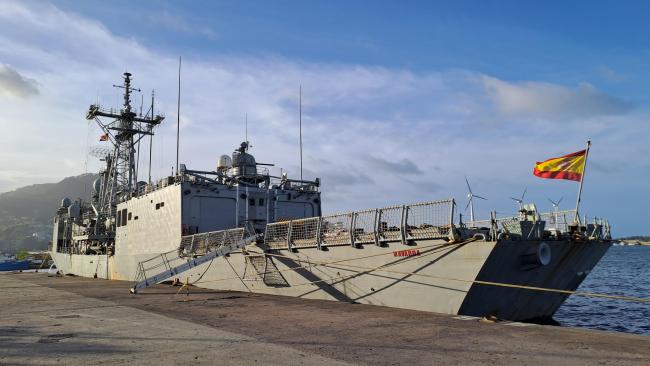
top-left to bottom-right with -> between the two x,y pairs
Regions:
0,64 -> 38,98
147,10 -> 217,40
0,1 -> 647,235
481,75 -> 631,118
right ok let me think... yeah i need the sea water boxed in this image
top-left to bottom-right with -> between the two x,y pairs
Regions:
554,246 -> 650,335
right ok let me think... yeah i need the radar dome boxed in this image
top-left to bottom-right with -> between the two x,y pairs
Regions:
217,154 -> 233,170
68,202 -> 80,219
61,197 -> 72,208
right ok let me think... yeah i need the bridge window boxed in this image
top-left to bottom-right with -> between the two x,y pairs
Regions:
128,212 -> 132,221
249,198 -> 255,206
259,198 -> 264,206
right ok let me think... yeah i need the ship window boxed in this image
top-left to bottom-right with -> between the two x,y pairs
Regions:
259,198 -> 264,206
134,216 -> 139,220
117,213 -> 122,227
155,203 -> 160,210
128,212 -> 132,221
122,209 -> 127,226
160,202 -> 165,207
249,198 -> 255,206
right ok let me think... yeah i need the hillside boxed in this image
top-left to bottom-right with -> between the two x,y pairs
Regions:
0,174 -> 97,251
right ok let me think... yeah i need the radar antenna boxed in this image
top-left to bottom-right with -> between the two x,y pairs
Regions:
88,146 -> 112,160
86,72 -> 165,219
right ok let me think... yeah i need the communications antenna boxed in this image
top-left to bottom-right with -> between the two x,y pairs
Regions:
86,72 -> 164,219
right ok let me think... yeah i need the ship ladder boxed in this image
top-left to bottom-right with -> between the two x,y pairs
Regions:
130,233 -> 261,294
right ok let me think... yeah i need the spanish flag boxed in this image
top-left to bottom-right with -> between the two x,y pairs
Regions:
533,149 -> 587,182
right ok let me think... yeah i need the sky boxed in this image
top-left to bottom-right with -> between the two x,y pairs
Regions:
0,0 -> 648,236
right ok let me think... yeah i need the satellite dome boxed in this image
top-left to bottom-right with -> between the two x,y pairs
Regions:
68,202 -> 80,219
217,154 -> 233,170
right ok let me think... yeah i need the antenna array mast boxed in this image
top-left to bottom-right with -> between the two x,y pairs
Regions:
86,72 -> 164,218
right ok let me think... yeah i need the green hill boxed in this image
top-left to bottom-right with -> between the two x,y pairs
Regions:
0,173 -> 97,251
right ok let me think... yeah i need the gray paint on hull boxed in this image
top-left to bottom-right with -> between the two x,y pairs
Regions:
457,239 -> 612,321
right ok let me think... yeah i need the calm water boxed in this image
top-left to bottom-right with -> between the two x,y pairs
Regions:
554,246 -> 650,335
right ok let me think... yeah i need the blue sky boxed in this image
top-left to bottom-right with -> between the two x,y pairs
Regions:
0,0 -> 648,235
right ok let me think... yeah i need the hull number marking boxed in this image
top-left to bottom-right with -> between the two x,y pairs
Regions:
393,249 -> 420,257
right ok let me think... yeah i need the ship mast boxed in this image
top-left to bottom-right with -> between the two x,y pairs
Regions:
86,73 -> 164,218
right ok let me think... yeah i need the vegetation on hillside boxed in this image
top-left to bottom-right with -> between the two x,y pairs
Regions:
0,173 -> 96,251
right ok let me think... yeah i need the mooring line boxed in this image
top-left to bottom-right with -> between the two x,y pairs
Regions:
192,239 -> 469,286
259,251 -> 650,304
189,239 -> 649,304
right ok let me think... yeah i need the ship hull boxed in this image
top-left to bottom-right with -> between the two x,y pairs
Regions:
51,237 -> 611,321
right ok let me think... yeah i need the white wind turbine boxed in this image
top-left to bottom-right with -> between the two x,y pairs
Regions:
465,176 -> 487,224
510,187 -> 527,212
548,197 -> 563,230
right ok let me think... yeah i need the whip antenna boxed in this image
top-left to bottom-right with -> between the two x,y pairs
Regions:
176,56 -> 182,175
299,84 -> 303,180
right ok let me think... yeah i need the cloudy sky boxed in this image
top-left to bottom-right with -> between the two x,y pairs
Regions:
0,0 -> 648,235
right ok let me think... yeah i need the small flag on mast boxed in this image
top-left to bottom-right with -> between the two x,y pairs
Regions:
533,149 -> 587,182
99,133 -> 108,142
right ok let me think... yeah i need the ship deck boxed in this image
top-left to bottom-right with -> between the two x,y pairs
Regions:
2,272 -> 648,365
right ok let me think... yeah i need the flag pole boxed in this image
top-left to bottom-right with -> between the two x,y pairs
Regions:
574,139 -> 591,224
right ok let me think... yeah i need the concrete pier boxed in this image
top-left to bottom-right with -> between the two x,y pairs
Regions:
1,272 -> 648,365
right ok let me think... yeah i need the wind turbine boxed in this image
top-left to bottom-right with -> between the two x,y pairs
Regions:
548,197 -> 563,230
465,176 -> 486,223
510,187 -> 527,212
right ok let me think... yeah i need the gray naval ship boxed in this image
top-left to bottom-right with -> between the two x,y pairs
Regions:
51,73 -> 612,322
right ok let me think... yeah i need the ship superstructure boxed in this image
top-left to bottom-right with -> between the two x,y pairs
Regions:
51,74 -> 612,322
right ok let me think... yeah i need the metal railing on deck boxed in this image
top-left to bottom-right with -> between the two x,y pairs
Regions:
132,227 -> 251,290
263,199 -> 455,250
468,209 -> 577,233
179,227 -> 246,257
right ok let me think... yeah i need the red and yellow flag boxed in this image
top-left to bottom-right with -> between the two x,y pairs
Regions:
533,149 -> 586,182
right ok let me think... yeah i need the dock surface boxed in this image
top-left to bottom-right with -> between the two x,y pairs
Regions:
1,272 -> 648,365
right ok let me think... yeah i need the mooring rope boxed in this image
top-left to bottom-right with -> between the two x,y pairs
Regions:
192,239 -> 467,286
258,251 -> 650,304
186,239 -> 649,304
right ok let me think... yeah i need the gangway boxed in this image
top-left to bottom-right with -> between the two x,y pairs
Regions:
130,227 -> 261,293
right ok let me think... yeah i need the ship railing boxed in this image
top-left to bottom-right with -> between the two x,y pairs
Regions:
538,210 -> 577,233
466,209 -> 612,239
178,227 -> 246,257
132,227 -> 253,289
132,228 -> 260,293
256,167 -> 269,176
263,199 -> 455,250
